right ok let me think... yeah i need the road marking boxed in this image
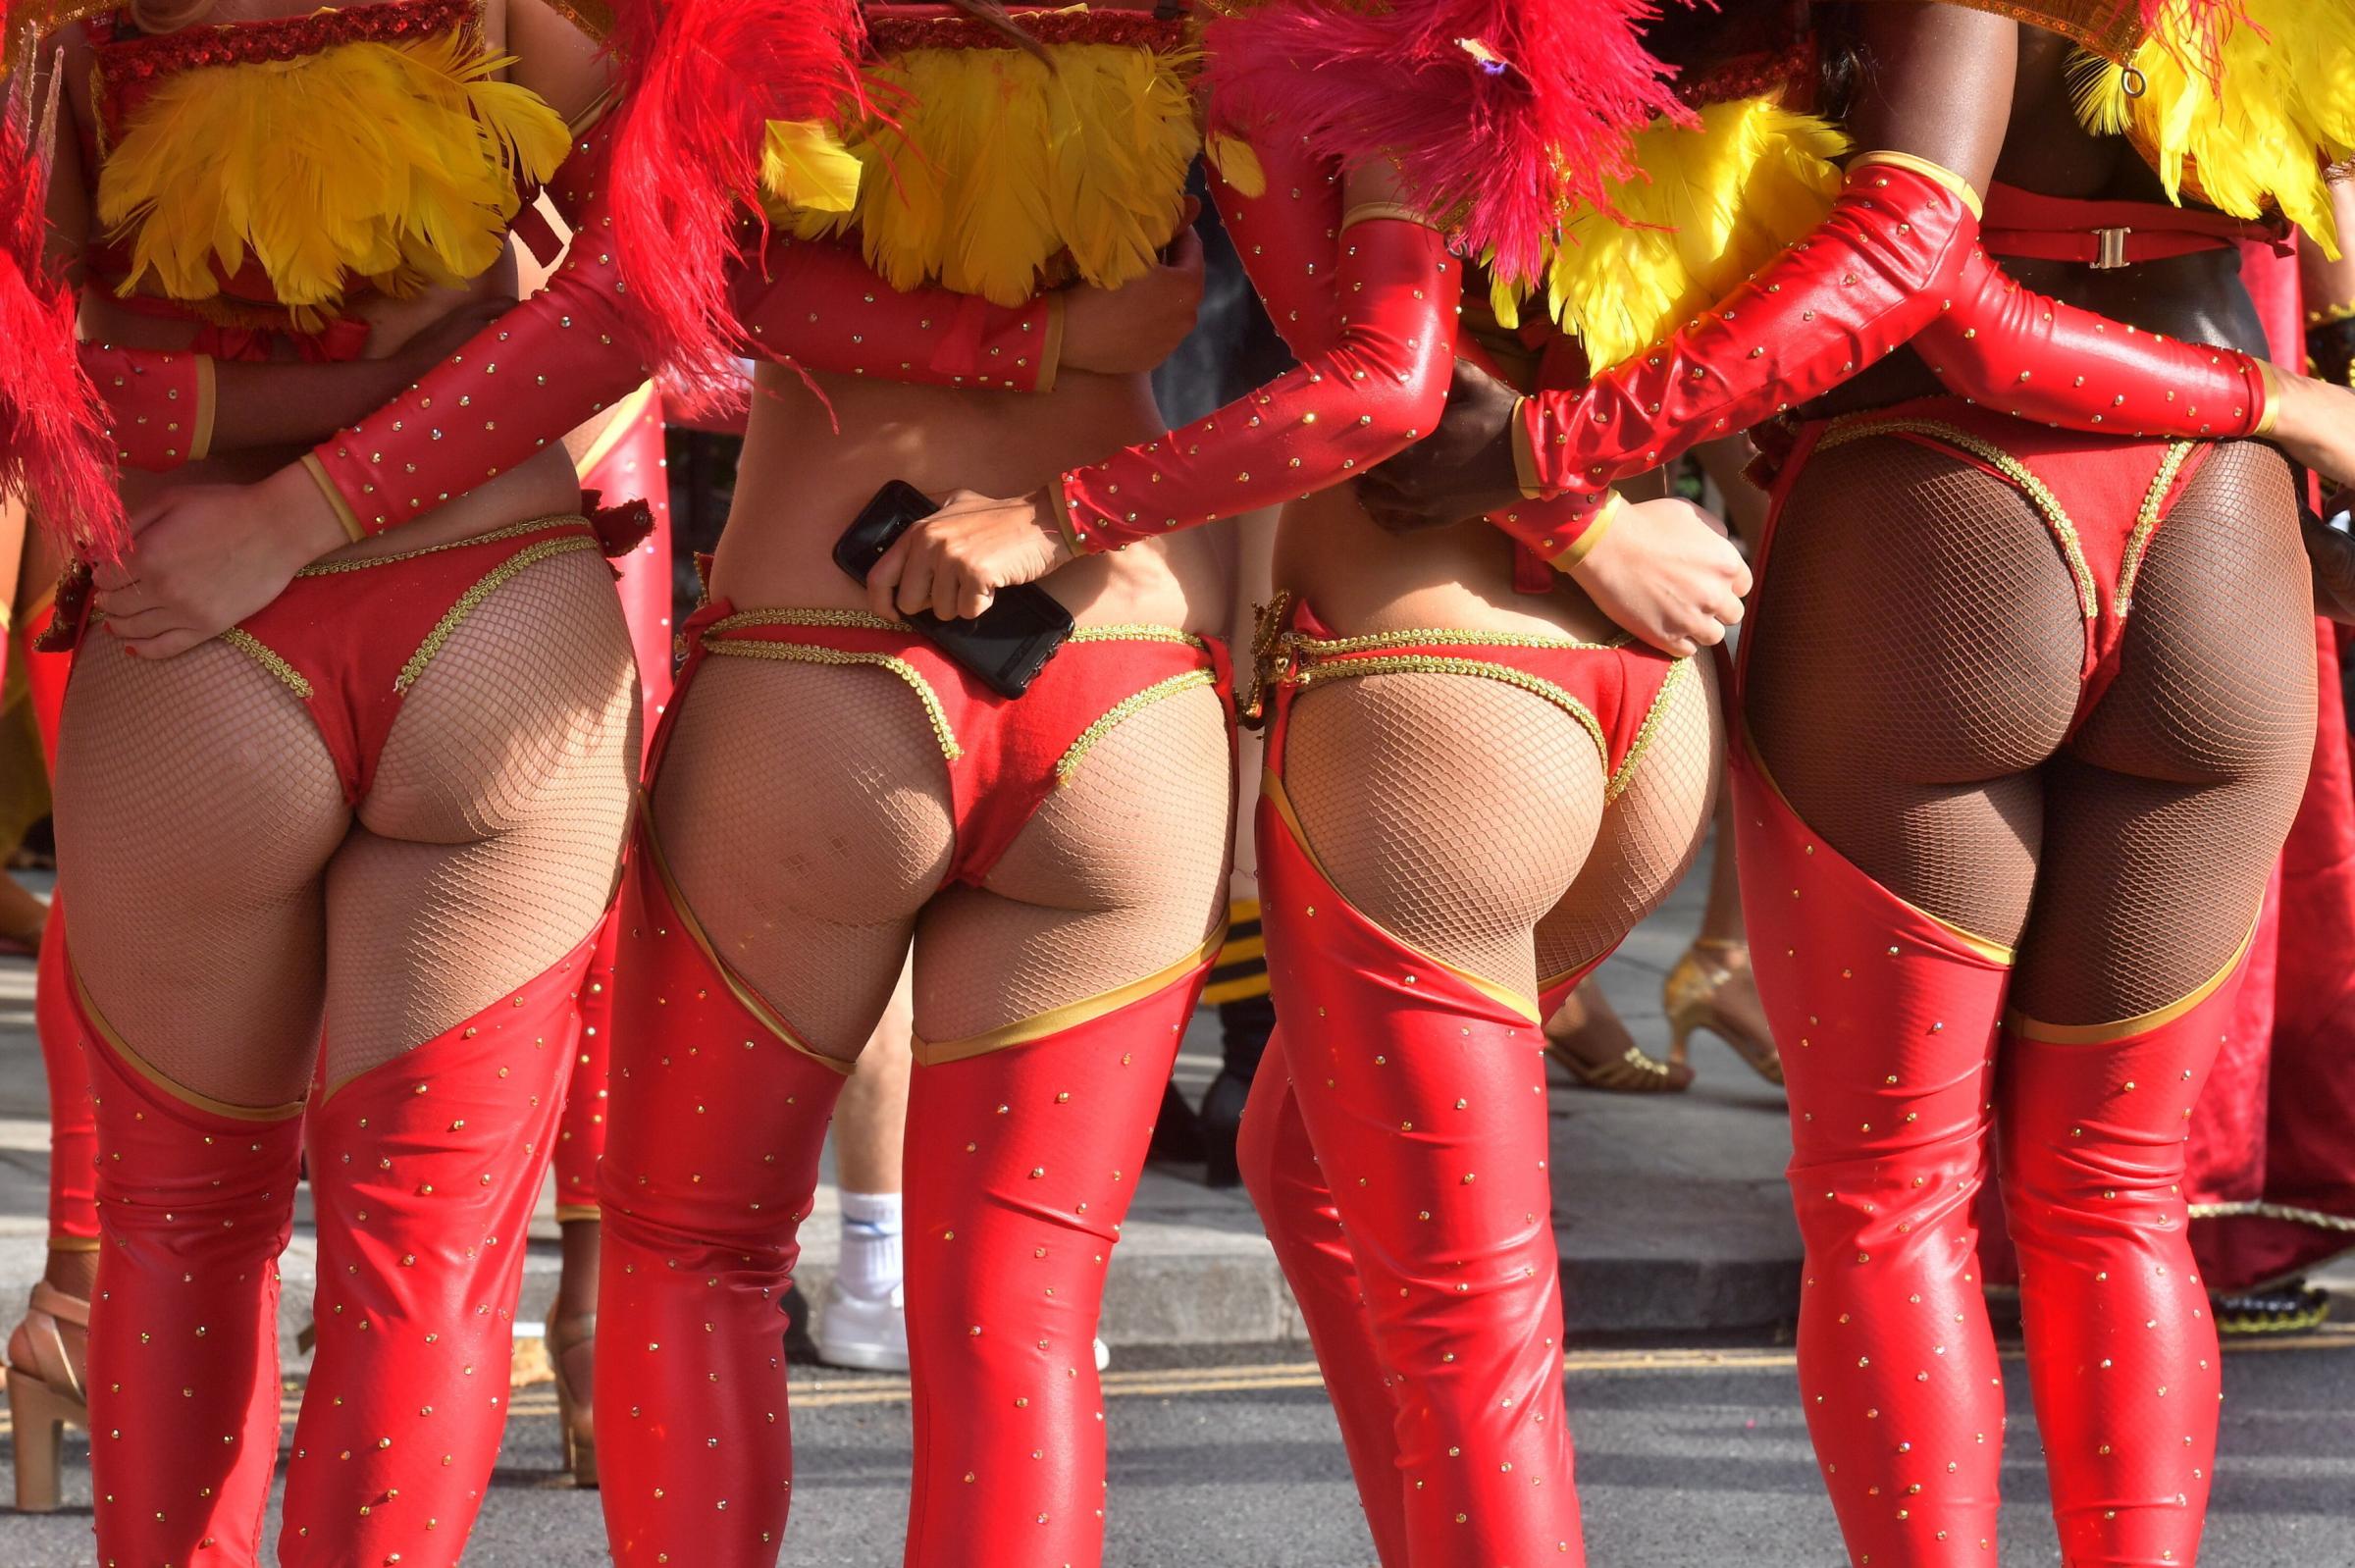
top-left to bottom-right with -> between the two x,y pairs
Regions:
8,1324 -> 2348,1436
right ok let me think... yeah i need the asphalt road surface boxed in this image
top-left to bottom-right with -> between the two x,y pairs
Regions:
4,1332 -> 2351,1565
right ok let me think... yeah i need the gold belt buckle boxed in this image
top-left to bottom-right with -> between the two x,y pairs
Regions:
2092,227 -> 2133,270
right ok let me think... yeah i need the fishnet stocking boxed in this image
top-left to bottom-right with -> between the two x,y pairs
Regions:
325,548 -> 640,1084
650,655 -> 955,1062
1536,659 -> 1723,984
1744,436 -> 2083,943
2013,442 -> 2315,1023
55,640 -> 346,1106
915,682 -> 1231,1044
1283,673 -> 1605,999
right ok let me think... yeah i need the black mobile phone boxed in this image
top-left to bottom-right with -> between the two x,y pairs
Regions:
834,480 -> 1074,700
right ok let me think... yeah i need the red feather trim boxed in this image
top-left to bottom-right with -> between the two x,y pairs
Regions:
1205,0 -> 1688,290
0,19 -> 127,560
603,0 -> 868,414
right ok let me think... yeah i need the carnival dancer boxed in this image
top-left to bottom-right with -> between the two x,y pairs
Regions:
1359,2 -> 2355,1562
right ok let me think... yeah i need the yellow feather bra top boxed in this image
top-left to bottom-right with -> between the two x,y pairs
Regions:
88,0 -> 569,325
2069,0 -> 2355,259
760,5 -> 1206,308
1497,97 -> 1847,373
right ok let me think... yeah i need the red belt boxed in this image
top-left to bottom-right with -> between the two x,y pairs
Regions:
1980,183 -> 2292,269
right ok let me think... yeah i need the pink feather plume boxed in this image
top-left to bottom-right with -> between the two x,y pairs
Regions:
1205,0 -> 1690,291
603,0 -> 869,414
0,11 -> 128,560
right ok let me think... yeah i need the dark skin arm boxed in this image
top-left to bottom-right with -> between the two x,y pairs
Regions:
197,296 -> 517,453
1355,1 -> 2019,533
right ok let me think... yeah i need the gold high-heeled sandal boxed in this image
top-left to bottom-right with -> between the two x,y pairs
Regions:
1664,939 -> 1783,1086
547,1309 -> 597,1488
1544,976 -> 1694,1093
6,1281 -> 90,1513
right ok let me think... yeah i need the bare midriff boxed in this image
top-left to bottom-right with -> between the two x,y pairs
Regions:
716,359 -> 1225,633
1276,484 -> 1627,645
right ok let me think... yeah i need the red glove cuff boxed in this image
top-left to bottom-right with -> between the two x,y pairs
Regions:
83,343 -> 213,472
1520,152 -> 1983,497
1915,244 -> 2271,439
1484,483 -> 1621,571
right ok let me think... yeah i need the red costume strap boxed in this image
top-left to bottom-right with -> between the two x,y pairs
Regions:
304,120 -> 1060,539
1915,243 -> 2273,439
1056,136 -> 1459,553
1514,153 -> 1985,509
1980,181 -> 2291,268
80,341 -> 212,471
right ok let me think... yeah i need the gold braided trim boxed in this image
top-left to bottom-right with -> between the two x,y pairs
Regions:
1819,417 -> 2100,619
1066,623 -> 1208,650
634,798 -> 853,1078
73,965 -> 306,1122
2186,1199 -> 2355,1233
2115,441 -> 2198,614
2009,917 -> 2254,1044
1285,625 -> 1627,658
295,515 -> 592,576
707,605 -> 907,635
913,921 -> 1229,1067
1286,653 -> 1613,781
1604,656 -> 1696,805
1054,669 -> 1219,785
218,628 -> 315,700
701,639 -> 964,760
393,536 -> 601,693
1261,768 -> 1543,1024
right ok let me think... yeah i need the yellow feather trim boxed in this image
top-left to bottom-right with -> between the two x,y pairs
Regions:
95,26 -> 569,321
760,119 -> 863,215
1501,98 -> 1847,373
2072,0 -> 2355,260
767,36 -> 1201,306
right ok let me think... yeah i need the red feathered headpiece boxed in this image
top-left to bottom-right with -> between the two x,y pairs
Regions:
0,5 -> 127,558
603,0 -> 869,413
1204,0 -> 1689,292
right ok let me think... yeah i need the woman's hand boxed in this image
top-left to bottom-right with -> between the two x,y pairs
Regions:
1354,357 -> 1527,531
91,463 -> 351,658
867,489 -> 1073,622
1059,203 -> 1207,376
1568,496 -> 1753,658
2266,370 -> 2355,490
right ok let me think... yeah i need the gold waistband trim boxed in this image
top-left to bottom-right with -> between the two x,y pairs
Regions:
1281,652 -> 1613,784
2115,440 -> 2198,615
219,628 -> 315,701
1055,668 -> 1220,784
700,638 -> 964,760
295,515 -> 595,577
1283,625 -> 1628,658
1261,768 -> 1544,1024
2008,916 -> 2255,1044
394,535 -> 603,694
1605,656 -> 1695,804
1067,623 -> 1209,651
1817,417 -> 2100,620
1738,724 -> 2018,966
913,919 -> 1229,1067
72,965 -> 307,1122
705,607 -> 1204,653
634,797 -> 854,1077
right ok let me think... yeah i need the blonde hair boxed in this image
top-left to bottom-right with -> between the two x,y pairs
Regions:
130,0 -> 218,32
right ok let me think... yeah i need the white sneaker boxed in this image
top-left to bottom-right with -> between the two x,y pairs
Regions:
1094,1337 -> 1111,1373
815,1281 -> 909,1372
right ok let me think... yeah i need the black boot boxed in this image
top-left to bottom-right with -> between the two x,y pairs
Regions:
1200,995 -> 1275,1188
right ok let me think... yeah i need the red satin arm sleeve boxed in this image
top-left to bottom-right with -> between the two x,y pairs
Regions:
1913,242 -> 2272,437
81,342 -> 211,473
1053,137 -> 1459,554
303,120 -> 1063,539
1516,153 -> 1984,509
